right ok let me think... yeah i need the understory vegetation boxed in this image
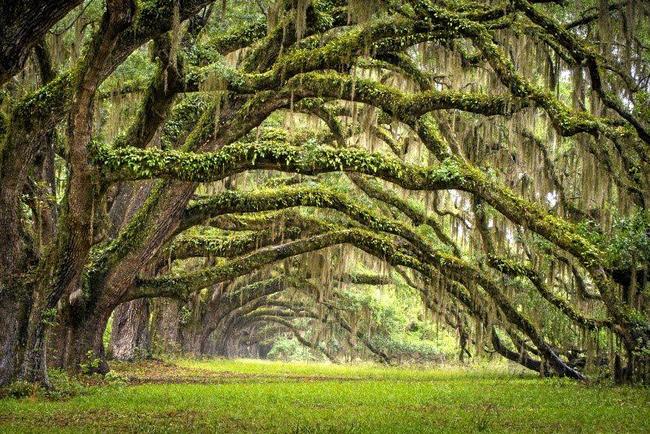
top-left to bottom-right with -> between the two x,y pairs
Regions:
1,0 -> 650,427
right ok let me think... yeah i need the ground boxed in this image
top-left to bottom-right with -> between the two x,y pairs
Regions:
1,359 -> 649,433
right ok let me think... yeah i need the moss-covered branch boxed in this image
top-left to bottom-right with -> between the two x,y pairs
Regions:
513,0 -> 650,150
91,138 -> 466,188
167,225 -> 314,260
487,255 -> 611,330
133,230 -> 355,299
348,174 -> 462,256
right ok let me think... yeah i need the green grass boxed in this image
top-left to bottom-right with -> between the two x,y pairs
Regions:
174,358 -> 495,379
1,359 -> 649,433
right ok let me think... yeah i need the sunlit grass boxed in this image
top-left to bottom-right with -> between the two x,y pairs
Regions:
175,357 -> 529,380
1,358 -> 648,433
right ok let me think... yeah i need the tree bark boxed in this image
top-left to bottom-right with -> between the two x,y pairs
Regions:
62,310 -> 112,374
491,328 -> 549,376
0,0 -> 82,85
150,299 -> 182,354
0,295 -> 28,386
109,299 -> 151,361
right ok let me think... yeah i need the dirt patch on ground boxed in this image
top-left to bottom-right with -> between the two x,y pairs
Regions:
110,359 -> 364,385
111,359 -> 248,384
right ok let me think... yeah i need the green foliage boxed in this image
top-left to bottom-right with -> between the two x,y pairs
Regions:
103,371 -> 128,387
160,94 -> 210,149
41,308 -> 59,327
606,210 -> 650,269
1,370 -> 86,401
41,370 -> 86,400
99,48 -> 155,97
632,91 -> 650,123
103,316 -> 112,351
372,335 -> 443,362
267,336 -> 320,362
2,381 -> 37,399
574,210 -> 650,270
179,305 -> 192,325
79,351 -> 101,375
334,281 -> 455,362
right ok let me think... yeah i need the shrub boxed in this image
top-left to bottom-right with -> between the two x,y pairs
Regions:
104,371 -> 128,387
4,380 -> 38,399
43,369 -> 85,399
79,350 -> 101,374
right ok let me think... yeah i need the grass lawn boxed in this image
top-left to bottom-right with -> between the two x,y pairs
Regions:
0,359 -> 648,433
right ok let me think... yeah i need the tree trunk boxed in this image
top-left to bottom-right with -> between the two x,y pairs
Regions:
19,287 -> 52,385
213,329 -> 230,357
180,327 -> 203,355
19,324 -> 49,384
199,325 -> 217,355
62,310 -> 112,374
150,299 -> 182,354
46,313 -> 69,370
0,295 -> 28,386
109,299 -> 151,361
623,326 -> 650,384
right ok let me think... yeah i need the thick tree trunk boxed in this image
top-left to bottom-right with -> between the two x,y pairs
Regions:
622,327 -> 650,384
109,299 -> 151,361
19,270 -> 82,384
213,329 -> 230,357
0,147 -> 37,385
19,290 -> 51,385
62,310 -> 112,374
0,296 -> 28,386
199,325 -> 217,355
19,324 -> 49,384
259,342 -> 273,359
150,299 -> 182,354
46,315 -> 70,370
180,324 -> 203,355
179,297 -> 207,355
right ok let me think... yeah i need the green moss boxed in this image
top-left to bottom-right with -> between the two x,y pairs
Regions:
457,160 -> 605,267
12,72 -> 73,133
194,19 -> 267,64
160,94 -> 210,149
89,136 -> 465,191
